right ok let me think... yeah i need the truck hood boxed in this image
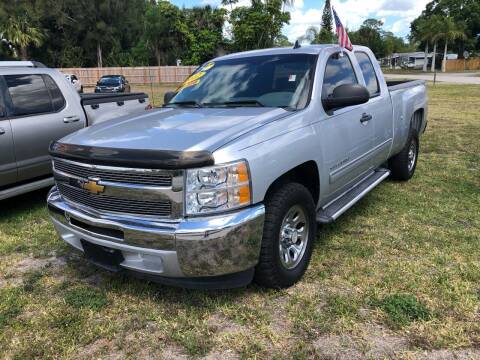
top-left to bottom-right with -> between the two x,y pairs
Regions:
61,107 -> 290,152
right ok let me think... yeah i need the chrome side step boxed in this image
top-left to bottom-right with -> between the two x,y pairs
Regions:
316,168 -> 390,224
0,177 -> 54,201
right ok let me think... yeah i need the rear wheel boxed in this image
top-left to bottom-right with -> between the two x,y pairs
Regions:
389,128 -> 419,181
254,183 -> 316,288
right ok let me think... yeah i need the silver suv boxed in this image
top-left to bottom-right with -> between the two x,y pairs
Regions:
0,61 -> 149,200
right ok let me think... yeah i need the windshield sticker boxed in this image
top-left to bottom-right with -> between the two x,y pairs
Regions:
202,62 -> 215,71
288,74 -> 296,82
176,62 -> 215,92
177,71 -> 205,91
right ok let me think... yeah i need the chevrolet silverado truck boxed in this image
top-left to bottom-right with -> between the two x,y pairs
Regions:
0,61 -> 150,200
47,45 -> 427,289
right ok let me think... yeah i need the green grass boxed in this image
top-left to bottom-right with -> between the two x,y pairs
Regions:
371,293 -> 431,328
1,83 -> 479,358
84,83 -> 176,107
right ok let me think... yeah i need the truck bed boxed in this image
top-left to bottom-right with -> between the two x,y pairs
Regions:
386,79 -> 425,92
81,92 -> 150,126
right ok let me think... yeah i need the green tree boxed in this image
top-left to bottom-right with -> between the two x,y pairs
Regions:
229,0 -> 290,51
412,0 -> 480,55
412,17 -> 437,72
298,26 -> 320,44
349,19 -> 386,57
318,0 -> 333,43
0,7 -> 44,60
432,17 -> 466,72
183,6 -> 226,65
275,34 -> 292,47
143,1 -> 186,65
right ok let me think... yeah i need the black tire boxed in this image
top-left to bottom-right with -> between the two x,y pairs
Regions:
254,182 -> 316,288
389,128 -> 419,181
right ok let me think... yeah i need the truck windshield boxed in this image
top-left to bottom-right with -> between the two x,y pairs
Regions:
98,78 -> 120,86
168,54 -> 317,110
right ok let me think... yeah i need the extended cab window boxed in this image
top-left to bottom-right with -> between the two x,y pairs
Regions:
355,52 -> 380,96
5,74 -> 64,116
322,52 -> 358,99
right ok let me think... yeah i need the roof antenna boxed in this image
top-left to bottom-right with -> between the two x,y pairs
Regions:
293,40 -> 301,49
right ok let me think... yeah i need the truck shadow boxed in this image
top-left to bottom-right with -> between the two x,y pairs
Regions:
0,188 -> 50,218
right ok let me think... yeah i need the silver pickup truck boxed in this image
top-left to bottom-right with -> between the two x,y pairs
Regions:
0,61 -> 150,200
47,45 -> 427,289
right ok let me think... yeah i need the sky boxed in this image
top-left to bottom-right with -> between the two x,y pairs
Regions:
169,0 -> 431,42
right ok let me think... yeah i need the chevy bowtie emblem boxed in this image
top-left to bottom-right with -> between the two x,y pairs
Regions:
82,178 -> 105,195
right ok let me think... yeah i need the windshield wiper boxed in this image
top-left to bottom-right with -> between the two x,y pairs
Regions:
203,100 -> 265,108
164,101 -> 203,108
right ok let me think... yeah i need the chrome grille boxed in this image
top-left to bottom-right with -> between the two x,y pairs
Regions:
57,183 -> 171,217
53,159 -> 172,187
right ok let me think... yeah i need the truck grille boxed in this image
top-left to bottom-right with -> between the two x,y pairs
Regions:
57,183 -> 172,217
53,159 -> 172,187
52,158 -> 182,218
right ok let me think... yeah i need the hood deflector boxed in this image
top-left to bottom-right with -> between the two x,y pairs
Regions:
49,141 -> 214,170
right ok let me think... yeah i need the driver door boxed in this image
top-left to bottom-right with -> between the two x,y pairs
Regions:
315,51 -> 374,197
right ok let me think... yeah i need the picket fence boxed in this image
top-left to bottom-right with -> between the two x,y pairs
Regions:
446,58 -> 480,72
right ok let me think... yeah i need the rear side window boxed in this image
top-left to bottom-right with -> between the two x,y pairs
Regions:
43,75 -> 66,111
354,52 -> 380,96
0,94 -> 5,118
5,74 -> 65,116
322,53 -> 358,99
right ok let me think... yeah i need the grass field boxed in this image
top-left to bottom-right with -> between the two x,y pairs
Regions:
84,84 -> 176,107
0,84 -> 479,359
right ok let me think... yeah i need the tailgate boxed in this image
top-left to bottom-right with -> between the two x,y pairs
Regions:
81,93 -> 150,126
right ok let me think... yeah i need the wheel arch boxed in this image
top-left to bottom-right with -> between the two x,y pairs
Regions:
263,160 -> 320,206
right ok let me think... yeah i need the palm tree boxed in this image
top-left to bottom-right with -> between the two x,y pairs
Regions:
0,14 -> 43,60
297,26 -> 320,44
415,18 -> 436,72
433,17 -> 466,73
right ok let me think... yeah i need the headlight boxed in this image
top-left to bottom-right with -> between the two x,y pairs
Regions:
185,160 -> 251,215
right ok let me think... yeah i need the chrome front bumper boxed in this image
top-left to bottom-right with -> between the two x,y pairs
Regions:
47,188 -> 265,282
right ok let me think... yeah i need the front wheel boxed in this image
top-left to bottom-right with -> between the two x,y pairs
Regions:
254,183 -> 316,288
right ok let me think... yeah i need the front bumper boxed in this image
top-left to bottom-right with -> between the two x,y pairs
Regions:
47,188 -> 265,286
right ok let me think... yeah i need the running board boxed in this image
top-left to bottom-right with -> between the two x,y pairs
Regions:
0,177 -> 54,201
316,169 -> 390,224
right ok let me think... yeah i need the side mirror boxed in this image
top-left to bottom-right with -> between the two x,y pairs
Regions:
322,84 -> 370,111
164,91 -> 176,104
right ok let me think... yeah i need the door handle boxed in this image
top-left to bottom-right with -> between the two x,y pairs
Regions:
63,116 -> 80,123
0,127 -> 5,135
360,113 -> 372,124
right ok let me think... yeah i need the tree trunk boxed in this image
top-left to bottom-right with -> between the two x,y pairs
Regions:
423,43 -> 429,72
20,46 -> 28,60
431,42 -> 437,72
97,42 -> 103,68
155,47 -> 161,66
442,40 -> 448,73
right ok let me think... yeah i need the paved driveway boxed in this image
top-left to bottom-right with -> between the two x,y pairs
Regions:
385,72 -> 480,84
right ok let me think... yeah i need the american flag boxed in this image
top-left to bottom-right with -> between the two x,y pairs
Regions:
332,7 -> 353,51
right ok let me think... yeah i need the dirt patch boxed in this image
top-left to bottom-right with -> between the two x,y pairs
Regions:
159,345 -> 189,360
14,255 -> 67,274
0,255 -> 67,287
401,349 -> 480,359
313,335 -> 363,359
74,338 -> 122,360
202,350 -> 240,360
207,313 -> 244,335
363,324 -> 409,359
314,324 -> 410,359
